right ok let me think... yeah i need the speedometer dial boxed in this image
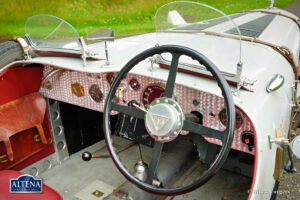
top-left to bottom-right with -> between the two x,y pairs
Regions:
141,84 -> 165,109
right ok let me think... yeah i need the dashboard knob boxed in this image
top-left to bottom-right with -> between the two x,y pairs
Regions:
241,131 -> 254,151
82,151 -> 92,161
192,99 -> 199,106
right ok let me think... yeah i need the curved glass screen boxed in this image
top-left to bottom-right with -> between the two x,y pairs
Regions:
25,14 -> 81,51
155,1 -> 242,74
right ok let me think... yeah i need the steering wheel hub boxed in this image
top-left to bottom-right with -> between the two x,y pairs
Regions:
145,97 -> 184,142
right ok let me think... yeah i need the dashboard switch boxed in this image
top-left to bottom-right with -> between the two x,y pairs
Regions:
241,131 -> 254,151
118,84 -> 127,100
193,99 -> 199,106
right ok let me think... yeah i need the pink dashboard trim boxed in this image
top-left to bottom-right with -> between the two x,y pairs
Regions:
40,66 -> 254,155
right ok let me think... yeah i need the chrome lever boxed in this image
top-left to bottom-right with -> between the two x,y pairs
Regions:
131,102 -> 148,113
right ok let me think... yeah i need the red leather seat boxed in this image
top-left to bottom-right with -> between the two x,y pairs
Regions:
0,92 -> 49,162
0,170 -> 62,200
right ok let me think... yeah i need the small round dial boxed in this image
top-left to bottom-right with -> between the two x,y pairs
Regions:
89,84 -> 104,102
129,78 -> 141,91
106,72 -> 115,85
219,108 -> 243,129
141,84 -> 165,109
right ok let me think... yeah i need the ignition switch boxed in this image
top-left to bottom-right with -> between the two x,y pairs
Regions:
118,83 -> 127,100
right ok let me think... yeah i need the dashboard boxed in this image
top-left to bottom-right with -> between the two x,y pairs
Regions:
40,65 -> 255,155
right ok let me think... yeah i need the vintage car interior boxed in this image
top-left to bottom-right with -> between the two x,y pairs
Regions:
0,1 -> 299,200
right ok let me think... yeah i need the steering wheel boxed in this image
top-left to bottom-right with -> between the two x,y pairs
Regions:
103,45 -> 235,196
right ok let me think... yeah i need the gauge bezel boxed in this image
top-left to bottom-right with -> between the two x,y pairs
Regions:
89,84 -> 104,103
106,72 -> 116,85
218,108 -> 243,129
140,82 -> 166,109
128,77 -> 141,91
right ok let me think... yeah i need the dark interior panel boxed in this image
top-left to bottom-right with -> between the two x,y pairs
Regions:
59,102 -> 106,155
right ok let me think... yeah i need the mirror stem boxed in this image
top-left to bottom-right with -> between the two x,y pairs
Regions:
79,36 -> 87,66
105,41 -> 110,66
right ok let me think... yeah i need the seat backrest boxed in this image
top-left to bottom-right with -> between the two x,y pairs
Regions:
0,92 -> 47,161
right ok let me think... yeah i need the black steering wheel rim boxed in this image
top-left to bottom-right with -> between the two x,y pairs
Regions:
103,45 -> 235,196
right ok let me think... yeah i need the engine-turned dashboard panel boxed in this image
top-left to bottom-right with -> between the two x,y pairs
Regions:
40,66 -> 255,155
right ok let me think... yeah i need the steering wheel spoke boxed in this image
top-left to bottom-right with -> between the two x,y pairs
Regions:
164,53 -> 180,98
111,103 -> 145,120
182,120 -> 224,141
146,141 -> 164,184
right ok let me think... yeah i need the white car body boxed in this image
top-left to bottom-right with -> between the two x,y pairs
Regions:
1,2 -> 299,200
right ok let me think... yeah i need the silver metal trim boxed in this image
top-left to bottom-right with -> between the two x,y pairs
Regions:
78,36 -> 88,66
41,68 -> 63,88
15,36 -> 31,60
155,55 -> 244,83
144,97 -> 184,142
21,154 -> 58,177
269,0 -> 275,9
47,99 -> 69,162
266,74 -> 285,93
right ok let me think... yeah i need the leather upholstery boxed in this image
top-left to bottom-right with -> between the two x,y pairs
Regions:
0,92 -> 48,161
0,170 -> 62,200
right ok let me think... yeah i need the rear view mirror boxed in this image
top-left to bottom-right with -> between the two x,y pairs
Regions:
87,28 -> 115,66
87,28 -> 115,41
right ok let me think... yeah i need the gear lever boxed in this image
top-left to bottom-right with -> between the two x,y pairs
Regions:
82,142 -> 136,161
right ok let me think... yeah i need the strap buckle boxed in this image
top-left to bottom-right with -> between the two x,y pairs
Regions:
13,37 -> 31,60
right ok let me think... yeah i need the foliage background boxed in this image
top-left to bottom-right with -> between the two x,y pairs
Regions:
0,0 -> 296,36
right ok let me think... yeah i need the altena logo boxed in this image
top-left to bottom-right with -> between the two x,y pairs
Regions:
10,175 -> 43,193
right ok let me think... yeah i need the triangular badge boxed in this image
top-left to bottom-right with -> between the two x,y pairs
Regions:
148,112 -> 170,131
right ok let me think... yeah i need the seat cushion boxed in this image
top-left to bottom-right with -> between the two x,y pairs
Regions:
0,170 -> 62,200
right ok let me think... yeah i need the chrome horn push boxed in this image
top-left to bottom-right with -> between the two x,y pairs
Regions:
144,97 -> 184,142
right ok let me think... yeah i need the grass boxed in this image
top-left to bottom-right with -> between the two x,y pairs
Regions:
0,0 -> 296,37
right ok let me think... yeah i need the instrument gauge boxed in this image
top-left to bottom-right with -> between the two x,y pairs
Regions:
106,72 -> 115,85
129,77 -> 141,91
219,108 -> 243,129
89,84 -> 104,102
141,84 -> 165,109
